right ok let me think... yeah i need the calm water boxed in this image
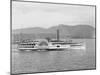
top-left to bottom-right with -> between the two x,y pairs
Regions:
11,39 -> 96,74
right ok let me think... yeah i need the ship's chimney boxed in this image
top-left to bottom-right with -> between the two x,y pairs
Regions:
57,29 -> 59,42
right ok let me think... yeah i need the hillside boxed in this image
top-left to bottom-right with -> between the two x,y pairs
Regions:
12,24 -> 95,42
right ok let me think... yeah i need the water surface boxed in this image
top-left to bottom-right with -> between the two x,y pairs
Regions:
11,39 -> 96,74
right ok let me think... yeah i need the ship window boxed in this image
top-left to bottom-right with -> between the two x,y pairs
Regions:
57,45 -> 60,47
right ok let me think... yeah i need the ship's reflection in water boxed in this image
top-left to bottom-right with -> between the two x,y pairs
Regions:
12,39 -> 95,74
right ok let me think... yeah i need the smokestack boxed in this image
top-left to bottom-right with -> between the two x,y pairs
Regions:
57,29 -> 59,41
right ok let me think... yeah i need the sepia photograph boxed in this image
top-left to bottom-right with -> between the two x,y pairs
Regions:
11,0 -> 96,74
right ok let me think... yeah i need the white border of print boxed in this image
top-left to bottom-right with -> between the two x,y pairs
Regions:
0,0 -> 100,75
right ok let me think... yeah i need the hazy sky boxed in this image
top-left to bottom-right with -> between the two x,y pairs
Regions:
12,1 -> 95,29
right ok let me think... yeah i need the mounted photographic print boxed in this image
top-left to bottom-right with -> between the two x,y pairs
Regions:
11,0 -> 96,74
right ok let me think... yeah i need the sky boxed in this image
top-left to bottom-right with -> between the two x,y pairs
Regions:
12,1 -> 95,29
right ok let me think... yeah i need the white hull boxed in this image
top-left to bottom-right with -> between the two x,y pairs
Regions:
18,44 -> 85,51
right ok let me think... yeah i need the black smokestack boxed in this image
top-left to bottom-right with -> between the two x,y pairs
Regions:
57,29 -> 59,42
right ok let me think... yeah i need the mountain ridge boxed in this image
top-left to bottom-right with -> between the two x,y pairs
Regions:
12,24 -> 95,40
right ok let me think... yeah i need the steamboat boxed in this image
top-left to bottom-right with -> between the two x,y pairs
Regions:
17,29 -> 86,51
